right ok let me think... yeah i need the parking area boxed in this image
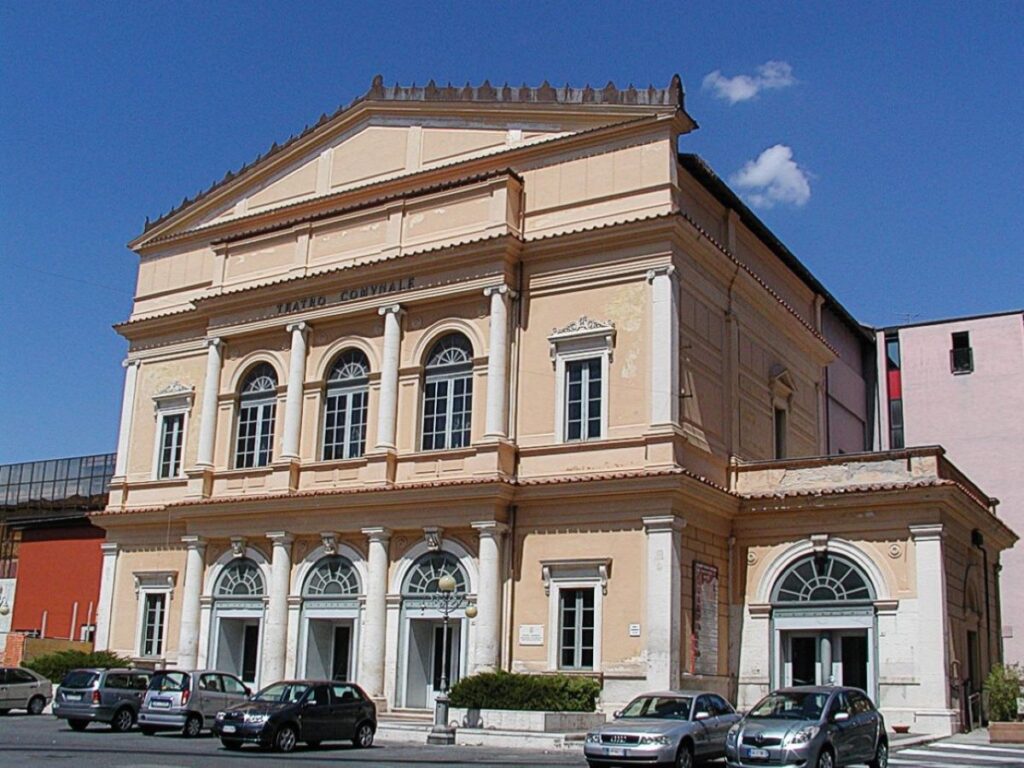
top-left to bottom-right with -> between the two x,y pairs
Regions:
0,713 -> 587,768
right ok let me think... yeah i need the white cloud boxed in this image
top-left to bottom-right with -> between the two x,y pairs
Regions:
730,144 -> 811,209
702,61 -> 796,104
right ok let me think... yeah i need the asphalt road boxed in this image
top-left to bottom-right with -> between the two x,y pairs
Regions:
0,712 -> 587,768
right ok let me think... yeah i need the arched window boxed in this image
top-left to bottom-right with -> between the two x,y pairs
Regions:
772,554 -> 875,603
322,350 -> 370,461
215,559 -> 265,597
235,363 -> 278,468
402,552 -> 468,595
303,556 -> 361,597
422,333 -> 473,451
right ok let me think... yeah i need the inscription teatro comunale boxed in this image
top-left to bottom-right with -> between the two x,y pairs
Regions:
274,276 -> 416,315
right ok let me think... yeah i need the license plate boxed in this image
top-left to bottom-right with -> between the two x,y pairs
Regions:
605,747 -> 625,757
222,725 -> 236,733
746,747 -> 770,759
151,700 -> 171,709
65,693 -> 82,701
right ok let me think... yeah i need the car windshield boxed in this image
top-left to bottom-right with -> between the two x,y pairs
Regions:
61,670 -> 99,688
253,683 -> 310,703
148,672 -> 189,692
748,692 -> 829,720
618,695 -> 693,720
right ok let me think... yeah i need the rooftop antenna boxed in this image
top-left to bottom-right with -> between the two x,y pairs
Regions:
896,312 -> 921,326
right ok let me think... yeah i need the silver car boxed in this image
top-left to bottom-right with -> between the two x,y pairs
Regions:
0,666 -> 52,715
137,669 -> 250,737
725,686 -> 888,768
52,668 -> 152,731
585,690 -> 741,768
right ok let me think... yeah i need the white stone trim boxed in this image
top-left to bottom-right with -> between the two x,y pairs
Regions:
409,317 -> 487,366
391,536 -> 478,595
540,558 -> 609,672
132,570 -> 177,660
755,537 -> 893,604
150,384 -> 194,480
291,541 -> 368,595
548,318 -> 615,443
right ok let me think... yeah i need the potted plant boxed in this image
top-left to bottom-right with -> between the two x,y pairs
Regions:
986,664 -> 1024,743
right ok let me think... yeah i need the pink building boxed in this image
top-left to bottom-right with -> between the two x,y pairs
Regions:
875,310 -> 1024,666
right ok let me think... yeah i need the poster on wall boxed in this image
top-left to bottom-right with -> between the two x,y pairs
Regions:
692,562 -> 719,676
0,578 -> 16,654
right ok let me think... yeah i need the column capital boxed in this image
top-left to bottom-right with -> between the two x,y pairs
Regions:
643,514 -> 686,533
362,526 -> 392,544
121,358 -> 141,369
100,542 -> 120,555
909,523 -> 945,541
645,265 -> 677,283
378,303 -> 404,317
266,531 -> 294,546
181,535 -> 206,549
205,337 -> 223,350
471,520 -> 509,538
483,284 -> 518,299
286,320 -> 309,335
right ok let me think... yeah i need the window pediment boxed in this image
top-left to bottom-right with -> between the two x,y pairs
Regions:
548,317 -> 616,360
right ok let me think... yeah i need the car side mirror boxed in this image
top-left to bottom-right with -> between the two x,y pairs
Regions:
613,710 -> 622,719
695,711 -> 711,721
243,686 -> 252,697
833,711 -> 850,723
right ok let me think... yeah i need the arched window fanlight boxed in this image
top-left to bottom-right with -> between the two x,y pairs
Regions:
235,363 -> 278,468
215,560 -> 265,597
303,556 -> 361,597
402,552 -> 468,595
422,333 -> 473,451
772,554 -> 875,603
323,350 -> 370,461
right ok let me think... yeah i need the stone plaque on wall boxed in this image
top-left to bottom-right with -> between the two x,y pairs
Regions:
518,624 -> 544,646
692,562 -> 719,676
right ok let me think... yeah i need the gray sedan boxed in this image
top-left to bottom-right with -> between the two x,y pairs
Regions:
0,667 -> 52,715
585,690 -> 741,768
725,686 -> 888,768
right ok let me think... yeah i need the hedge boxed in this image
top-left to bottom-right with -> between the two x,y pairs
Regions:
985,663 -> 1023,722
23,650 -> 133,684
447,671 -> 600,712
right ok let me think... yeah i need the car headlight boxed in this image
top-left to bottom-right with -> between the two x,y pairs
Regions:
215,711 -> 225,721
243,712 -> 270,725
785,725 -> 820,745
585,732 -> 601,744
639,735 -> 671,746
727,724 -> 740,744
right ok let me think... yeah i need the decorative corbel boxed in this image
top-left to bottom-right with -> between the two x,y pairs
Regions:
320,532 -> 338,556
230,537 -> 247,558
423,526 -> 443,552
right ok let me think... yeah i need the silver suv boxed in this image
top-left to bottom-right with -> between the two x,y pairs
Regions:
138,669 -> 249,737
0,666 -> 52,715
52,668 -> 151,731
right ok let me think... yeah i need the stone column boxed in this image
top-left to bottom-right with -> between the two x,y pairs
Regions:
176,536 -> 206,669
93,543 -> 120,651
360,527 -> 391,703
483,285 -> 515,439
910,524 -> 952,712
195,338 -> 224,468
375,305 -> 403,451
647,266 -> 680,428
471,521 -> 507,671
114,360 -> 141,477
643,515 -> 684,689
281,322 -> 309,460
262,532 -> 293,683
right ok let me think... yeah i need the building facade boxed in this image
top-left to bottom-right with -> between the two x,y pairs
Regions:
94,77 -> 1015,734
875,311 -> 1024,667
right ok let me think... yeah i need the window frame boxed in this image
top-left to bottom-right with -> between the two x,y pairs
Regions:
549,320 -> 615,445
950,331 -> 974,374
541,558 -> 608,673
420,334 -> 474,452
150,384 -> 193,480
557,586 -> 597,670
321,351 -> 370,461
234,364 -> 279,469
137,591 -> 168,658
563,357 -> 604,442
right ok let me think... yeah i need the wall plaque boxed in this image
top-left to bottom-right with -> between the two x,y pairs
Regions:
518,624 -> 544,646
692,562 -> 719,676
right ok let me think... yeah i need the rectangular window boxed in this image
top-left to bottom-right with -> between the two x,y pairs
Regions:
565,358 -> 602,441
157,413 -> 185,478
323,389 -> 368,460
559,588 -> 595,670
889,398 -> 905,449
235,401 -> 276,468
140,593 -> 166,657
950,331 -> 973,374
421,373 -> 472,451
773,407 -> 788,459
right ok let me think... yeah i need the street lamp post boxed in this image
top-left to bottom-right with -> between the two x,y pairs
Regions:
427,573 -> 477,746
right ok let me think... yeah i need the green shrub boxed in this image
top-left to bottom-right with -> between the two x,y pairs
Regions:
985,663 -> 1023,722
448,671 -> 600,711
23,650 -> 133,684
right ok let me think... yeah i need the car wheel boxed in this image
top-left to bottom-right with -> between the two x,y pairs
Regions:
675,742 -> 694,768
110,707 -> 134,732
68,719 -> 89,731
869,739 -> 889,768
352,721 -> 374,748
183,714 -> 203,738
27,696 -> 46,716
275,724 -> 298,753
221,738 -> 243,751
816,747 -> 835,768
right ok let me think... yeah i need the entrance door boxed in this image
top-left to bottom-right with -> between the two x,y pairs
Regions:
332,625 -> 351,681
216,618 -> 261,685
431,624 -> 460,695
787,634 -> 819,686
403,619 -> 462,709
838,632 -> 869,691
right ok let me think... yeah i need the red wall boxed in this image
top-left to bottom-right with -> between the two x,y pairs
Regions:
11,522 -> 104,640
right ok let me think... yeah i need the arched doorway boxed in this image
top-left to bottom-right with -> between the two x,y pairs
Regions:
299,555 -> 362,682
397,551 -> 472,709
770,553 -> 878,697
210,558 -> 265,686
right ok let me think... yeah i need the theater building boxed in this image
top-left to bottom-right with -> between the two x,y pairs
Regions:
94,76 -> 1015,734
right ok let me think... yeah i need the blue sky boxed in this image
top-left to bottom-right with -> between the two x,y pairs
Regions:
1,1 -> 1021,462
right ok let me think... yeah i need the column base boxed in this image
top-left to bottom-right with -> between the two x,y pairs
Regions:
427,726 -> 457,745
185,467 -> 214,499
364,449 -> 398,485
